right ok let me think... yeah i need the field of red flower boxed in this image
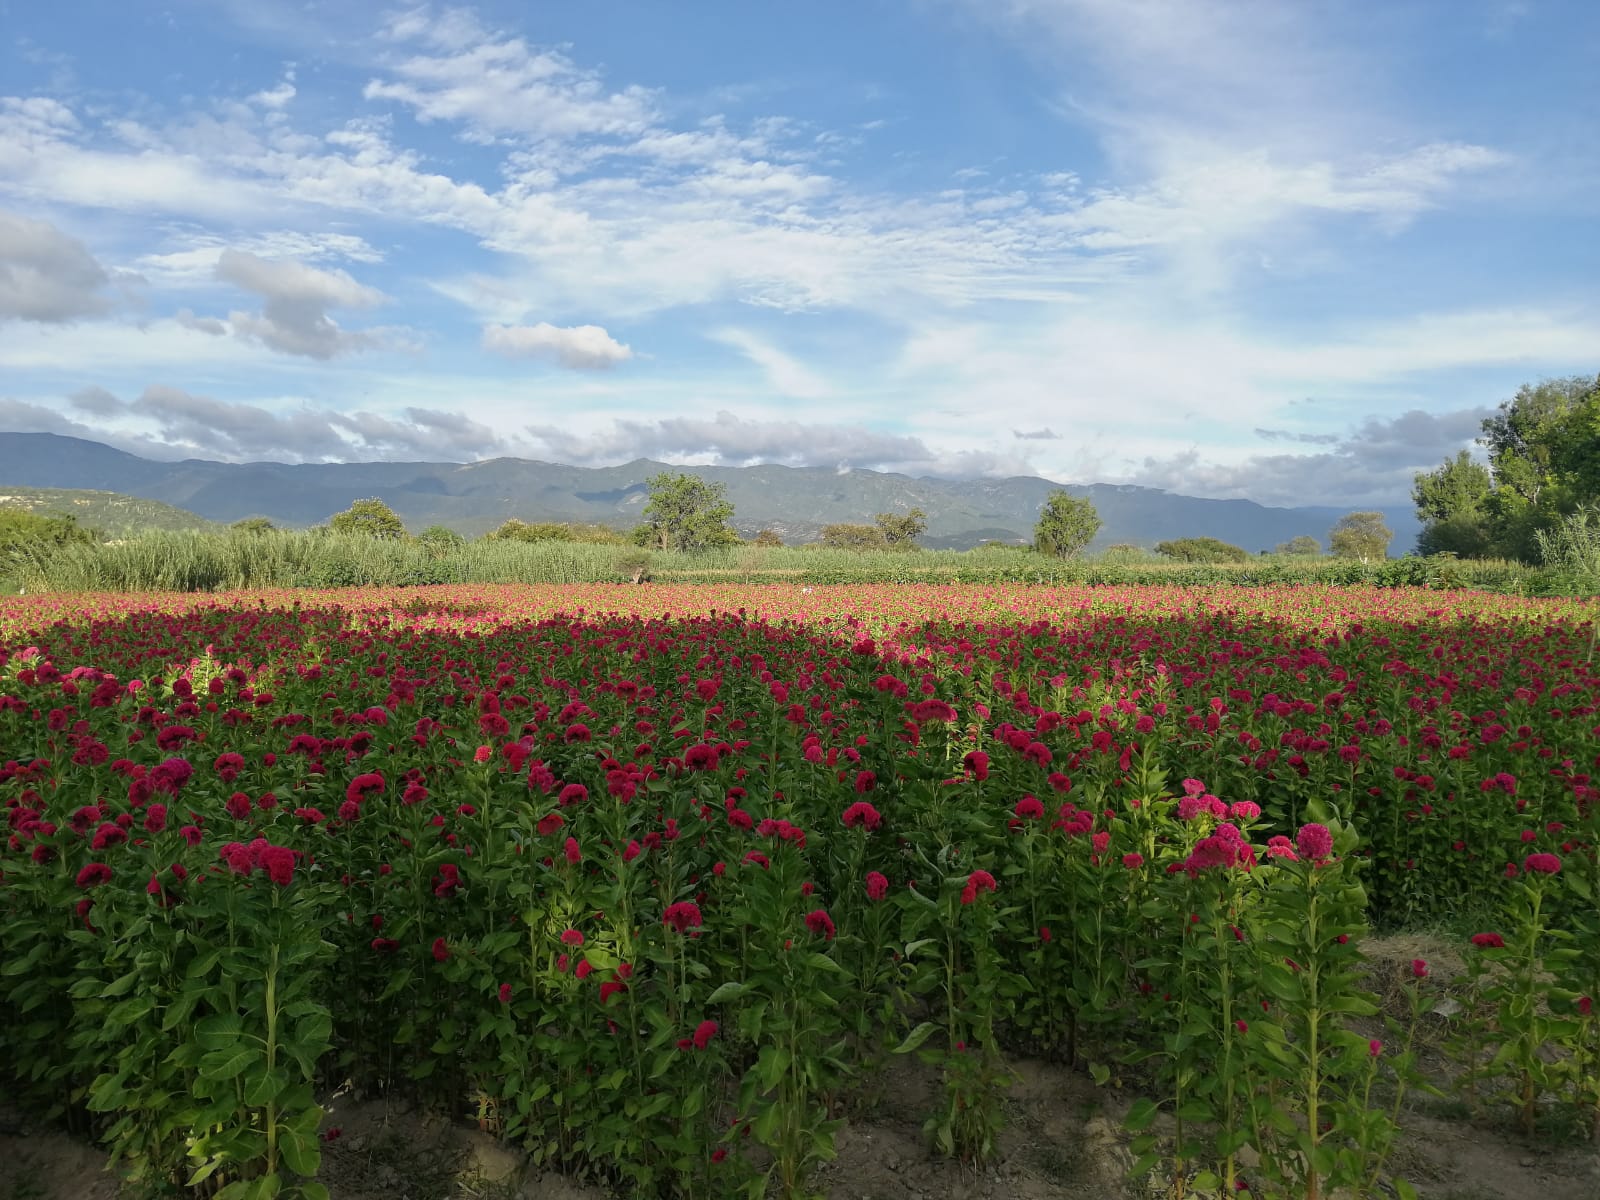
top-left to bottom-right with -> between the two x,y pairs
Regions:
2,583 -> 1597,1200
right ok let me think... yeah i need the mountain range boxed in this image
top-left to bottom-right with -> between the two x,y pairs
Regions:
0,433 -> 1420,553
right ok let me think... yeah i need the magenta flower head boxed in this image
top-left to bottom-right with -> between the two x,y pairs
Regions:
1295,823 -> 1334,863
1523,852 -> 1562,875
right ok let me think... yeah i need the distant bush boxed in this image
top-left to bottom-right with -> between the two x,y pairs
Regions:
1155,537 -> 1251,564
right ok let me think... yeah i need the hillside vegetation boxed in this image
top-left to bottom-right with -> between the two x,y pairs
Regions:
0,485 -> 217,535
7,526 -> 1549,594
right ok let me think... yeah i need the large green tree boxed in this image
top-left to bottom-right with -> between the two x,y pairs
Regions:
1412,450 -> 1494,557
873,508 -> 927,550
1328,511 -> 1393,560
820,523 -> 888,551
633,473 -> 740,552
1033,491 -> 1100,558
1413,373 -> 1600,561
329,498 -> 406,539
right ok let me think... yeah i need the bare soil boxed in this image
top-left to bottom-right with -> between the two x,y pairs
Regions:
5,1049 -> 1597,1200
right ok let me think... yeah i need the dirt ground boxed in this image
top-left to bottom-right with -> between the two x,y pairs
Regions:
5,1046 -> 1598,1200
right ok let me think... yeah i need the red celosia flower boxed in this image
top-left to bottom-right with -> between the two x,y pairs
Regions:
599,980 -> 628,1004
692,1019 -> 719,1049
371,938 -> 399,953
663,901 -> 703,933
804,909 -> 836,940
560,928 -> 584,946
1369,1039 -> 1382,1057
865,870 -> 889,901
498,983 -> 512,1004
1411,959 -> 1428,979
963,750 -> 989,780
1122,852 -> 1144,869
432,937 -> 450,962
841,801 -> 882,830
260,844 -> 295,886
1295,823 -> 1334,862
563,837 -> 581,864
1523,852 -> 1561,875
1471,932 -> 1505,948
537,812 -> 564,836
960,869 -> 998,905
1014,796 -> 1044,820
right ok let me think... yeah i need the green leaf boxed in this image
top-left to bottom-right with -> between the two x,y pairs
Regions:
1125,1098 -> 1159,1132
705,980 -> 746,1004
200,1046 -> 257,1082
890,1021 -> 938,1055
277,1129 -> 320,1177
805,952 -> 845,974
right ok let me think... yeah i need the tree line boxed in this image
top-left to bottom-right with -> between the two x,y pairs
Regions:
1413,373 -> 1600,562
294,473 -> 1393,562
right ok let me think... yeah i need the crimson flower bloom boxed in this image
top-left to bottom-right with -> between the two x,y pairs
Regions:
563,837 -> 581,864
841,801 -> 882,830
1523,852 -> 1562,875
1122,852 -> 1145,869
432,938 -> 451,962
804,909 -> 836,940
865,870 -> 889,901
599,980 -> 628,1004
536,812 -> 564,836
1471,932 -> 1505,948
1411,959 -> 1428,979
498,983 -> 512,1004
663,901 -> 703,933
560,928 -> 584,946
960,869 -> 998,905
692,1019 -> 719,1049
1295,823 -> 1334,863
259,844 -> 295,886
1013,796 -> 1044,820
963,750 -> 989,780
76,863 -> 112,888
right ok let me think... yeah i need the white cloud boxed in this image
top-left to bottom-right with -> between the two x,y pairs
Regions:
0,209 -> 118,321
482,322 -> 633,369
215,249 -> 389,358
709,328 -> 830,399
365,8 -> 657,144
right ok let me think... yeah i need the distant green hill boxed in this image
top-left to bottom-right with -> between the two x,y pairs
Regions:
0,433 -> 1423,553
0,485 -> 218,536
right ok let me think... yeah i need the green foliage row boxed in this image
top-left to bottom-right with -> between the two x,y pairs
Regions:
1414,373 -> 1600,561
9,528 -> 1553,594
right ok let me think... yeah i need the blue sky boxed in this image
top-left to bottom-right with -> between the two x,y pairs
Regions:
0,0 -> 1595,508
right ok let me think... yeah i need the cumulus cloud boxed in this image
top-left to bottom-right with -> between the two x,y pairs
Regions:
7,389 -> 512,464
0,209 -> 118,322
67,385 -> 125,417
366,7 -> 657,144
214,249 -> 388,358
1013,427 -> 1061,440
1122,407 -> 1493,508
1255,427 -> 1341,445
482,322 -> 633,369
524,410 -> 1034,477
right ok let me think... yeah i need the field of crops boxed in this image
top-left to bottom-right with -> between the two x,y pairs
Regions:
2,583 -> 1597,1200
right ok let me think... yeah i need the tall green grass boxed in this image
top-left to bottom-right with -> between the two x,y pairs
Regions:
7,528 -> 1554,594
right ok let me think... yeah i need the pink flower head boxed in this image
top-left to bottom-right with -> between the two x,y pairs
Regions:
692,1019 -> 719,1049
1013,795 -> 1045,820
960,869 -> 998,905
1411,959 -> 1428,979
841,801 -> 882,830
663,901 -> 703,933
865,870 -> 889,901
498,983 -> 512,1004
1470,932 -> 1505,949
804,909 -> 836,940
1295,823 -> 1334,863
560,928 -> 585,946
1523,852 -> 1562,875
1182,778 -> 1207,797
